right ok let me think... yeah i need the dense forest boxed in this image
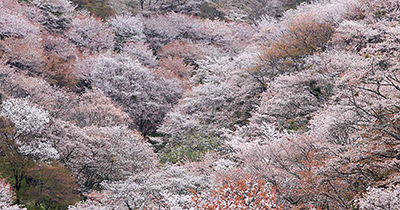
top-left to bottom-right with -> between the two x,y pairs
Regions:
0,0 -> 399,209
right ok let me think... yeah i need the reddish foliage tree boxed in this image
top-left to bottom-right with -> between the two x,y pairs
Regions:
192,175 -> 283,210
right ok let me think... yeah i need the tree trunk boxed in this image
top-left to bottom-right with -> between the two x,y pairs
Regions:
140,0 -> 144,10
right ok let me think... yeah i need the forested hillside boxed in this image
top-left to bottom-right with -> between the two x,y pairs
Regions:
0,0 -> 399,209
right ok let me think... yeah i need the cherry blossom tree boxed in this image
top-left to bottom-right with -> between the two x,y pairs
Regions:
68,88 -> 131,127
0,0 -> 41,39
99,166 -> 212,209
89,53 -> 183,135
109,14 -> 145,50
68,200 -> 111,210
32,0 -> 75,33
156,53 -> 262,158
183,55 -> 261,129
0,65 -> 77,119
0,179 -> 26,210
0,179 -> 14,208
356,185 -> 400,210
252,71 -> 333,131
121,41 -> 157,66
143,12 -> 254,54
43,120 -> 156,189
0,98 -> 49,135
17,139 -> 60,161
0,0 -> 45,73
67,11 -> 114,53
42,35 -> 78,60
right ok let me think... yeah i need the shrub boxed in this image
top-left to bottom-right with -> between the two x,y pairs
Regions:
160,135 -> 223,164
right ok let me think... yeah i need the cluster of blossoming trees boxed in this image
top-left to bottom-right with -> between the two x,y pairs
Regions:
0,0 -> 398,209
